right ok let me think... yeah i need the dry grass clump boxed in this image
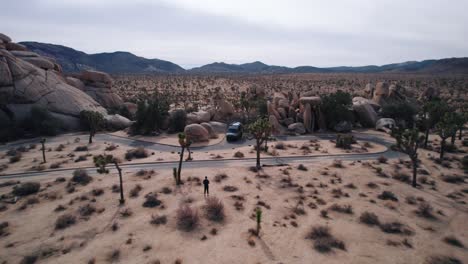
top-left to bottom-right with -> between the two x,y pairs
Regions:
332,159 -> 343,168
107,249 -> 120,262
55,214 -> 77,229
205,197 -> 225,222
233,151 -> 244,158
176,205 -> 199,231
377,155 -> 388,163
329,204 -> 353,214
392,172 -> 411,183
161,186 -> 172,194
125,147 -> 149,160
143,193 -> 162,208
78,204 -> 96,217
0,222 -> 9,237
306,226 -> 346,253
105,144 -> 118,151
359,211 -> 380,226
426,255 -> 463,264
223,185 -> 238,192
150,214 -> 167,226
378,191 -> 398,201
91,188 -> 104,196
74,146 -> 88,152
275,142 -> 286,150
379,221 -> 413,235
443,236 -> 464,248
9,152 -> 22,163
441,175 -> 465,184
415,202 -> 436,219
297,164 -> 308,171
119,207 -> 133,218
12,182 -> 40,196
71,169 -> 92,185
129,184 -> 143,198
214,173 -> 228,183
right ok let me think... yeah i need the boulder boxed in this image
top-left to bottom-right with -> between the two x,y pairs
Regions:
353,97 -> 381,111
364,83 -> 374,98
66,77 -> 85,90
208,121 -> 227,133
277,107 -> 287,119
105,114 -> 133,130
376,118 -> 396,133
288,123 -> 306,134
269,115 -> 281,135
282,117 -> 294,127
373,82 -> 389,105
22,57 -> 55,70
10,50 -> 40,58
6,42 -> 28,51
82,86 -> 124,109
419,87 -> 439,101
193,110 -> 211,123
334,121 -> 352,133
200,122 -> 217,138
353,101 -> 378,127
303,103 -> 313,133
277,98 -> 289,109
184,124 -> 210,142
0,33 -> 11,43
80,70 -> 113,87
299,96 -> 321,106
0,56 -> 13,86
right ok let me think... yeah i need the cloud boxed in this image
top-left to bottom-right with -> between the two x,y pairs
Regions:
1,0 -> 467,68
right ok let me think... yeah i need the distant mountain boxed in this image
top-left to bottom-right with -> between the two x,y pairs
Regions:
190,58 -> 468,74
19,41 -> 468,74
20,42 -> 185,73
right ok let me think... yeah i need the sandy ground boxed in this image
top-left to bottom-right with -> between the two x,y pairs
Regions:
0,135 -> 386,175
110,131 -> 226,147
0,133 -> 467,264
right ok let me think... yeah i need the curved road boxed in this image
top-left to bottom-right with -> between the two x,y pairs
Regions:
0,132 -> 404,180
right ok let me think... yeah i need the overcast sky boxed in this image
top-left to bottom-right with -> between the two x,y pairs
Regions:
2,0 -> 467,69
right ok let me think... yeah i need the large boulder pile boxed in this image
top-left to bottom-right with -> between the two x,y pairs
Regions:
184,124 -> 210,142
0,33 -> 130,131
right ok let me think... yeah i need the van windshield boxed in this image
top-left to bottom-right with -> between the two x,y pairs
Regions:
228,127 -> 238,133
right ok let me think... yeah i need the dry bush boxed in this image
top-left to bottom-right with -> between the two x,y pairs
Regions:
125,147 -> 149,160
441,175 -> 465,184
378,191 -> 398,201
74,146 -> 88,152
105,144 -> 118,151
275,142 -> 286,149
426,255 -> 463,264
214,173 -> 228,183
297,164 -> 308,171
143,193 -> 162,208
205,197 -> 225,222
306,226 -> 346,253
329,204 -> 353,214
91,188 -> 104,196
392,172 -> 411,183
176,205 -> 199,231
107,249 -> 120,262
359,212 -> 380,226
161,187 -> 172,194
443,236 -> 464,248
233,151 -> 244,158
55,214 -> 77,229
12,182 -> 40,196
150,214 -> 167,226
379,221 -> 413,235
120,207 -> 133,218
249,166 -> 259,173
71,169 -> 92,185
78,204 -> 96,217
9,152 -> 22,163
223,185 -> 238,192
129,184 -> 143,198
415,202 -> 435,219
377,155 -> 388,163
332,159 -> 343,168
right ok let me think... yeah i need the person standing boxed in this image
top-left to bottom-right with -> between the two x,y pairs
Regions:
203,176 -> 210,196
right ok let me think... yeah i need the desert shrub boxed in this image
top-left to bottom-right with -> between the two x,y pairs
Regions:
168,109 -> 187,133
107,249 -> 120,262
335,134 -> 355,149
119,207 -> 133,218
214,173 -> 228,183
142,193 -> 162,208
132,93 -> 170,135
20,254 -> 38,264
49,162 -> 61,169
297,164 -> 308,171
377,155 -> 388,163
275,142 -> 285,150
125,147 -> 149,160
176,205 -> 199,231
71,169 -> 92,185
381,101 -> 417,128
105,144 -> 118,151
426,255 -> 463,264
9,152 -> 22,163
74,145 -> 88,152
205,197 -> 225,222
378,191 -> 398,201
461,156 -> 468,171
55,214 -> 76,229
249,166 -> 259,173
392,172 -> 411,183
21,106 -> 63,136
321,90 -> 354,129
74,155 -> 87,162
359,212 -> 380,226
415,202 -> 435,219
441,175 -> 465,183
379,221 -> 413,235
12,182 -> 40,196
329,204 -> 353,214
150,214 -> 167,225
233,151 -> 244,158
223,185 -> 238,192
306,225 -> 346,253
443,236 -> 464,248
130,184 -> 143,197
78,204 -> 96,217
161,187 -> 172,194
332,159 -> 343,168
91,188 -> 104,196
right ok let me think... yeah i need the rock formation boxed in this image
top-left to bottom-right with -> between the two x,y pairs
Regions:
184,124 -> 210,142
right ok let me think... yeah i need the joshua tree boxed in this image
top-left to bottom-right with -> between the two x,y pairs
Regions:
247,117 -> 272,169
436,113 -> 458,160
176,133 -> 189,185
256,207 -> 262,237
419,100 -> 449,148
40,138 -> 46,163
93,154 -> 125,204
185,138 -> 193,161
451,112 -> 466,144
391,128 -> 422,188
80,110 -> 104,144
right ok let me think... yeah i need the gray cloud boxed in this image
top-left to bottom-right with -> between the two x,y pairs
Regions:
1,0 -> 467,69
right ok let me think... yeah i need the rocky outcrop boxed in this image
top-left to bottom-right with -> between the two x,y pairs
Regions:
269,115 -> 281,135
353,100 -> 378,127
187,110 -> 211,124
334,121 -> 352,133
373,81 -> 389,105
200,122 -> 217,138
184,124 -> 210,142
105,114 -> 133,130
208,121 -> 227,133
376,118 -> 396,133
299,96 -> 321,106
288,123 -> 306,134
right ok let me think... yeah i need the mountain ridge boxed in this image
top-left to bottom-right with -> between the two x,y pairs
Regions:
20,41 -> 468,74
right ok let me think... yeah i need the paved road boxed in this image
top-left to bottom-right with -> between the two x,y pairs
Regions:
0,132 -> 403,180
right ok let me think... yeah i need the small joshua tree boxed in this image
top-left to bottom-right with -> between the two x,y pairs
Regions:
40,138 -> 46,163
436,113 -> 458,160
93,154 -> 125,204
247,118 -> 272,169
176,133 -> 189,185
80,110 -> 104,144
256,207 -> 262,237
391,128 -> 422,188
185,138 -> 193,161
